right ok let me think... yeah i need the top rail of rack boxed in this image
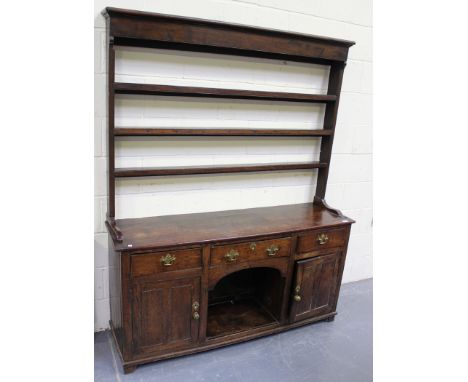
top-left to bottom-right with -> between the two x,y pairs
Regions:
102,7 -> 355,65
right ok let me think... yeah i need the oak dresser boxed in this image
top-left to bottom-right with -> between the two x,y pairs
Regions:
102,7 -> 356,373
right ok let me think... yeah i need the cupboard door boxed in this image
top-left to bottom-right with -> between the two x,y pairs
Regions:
290,252 -> 340,323
132,277 -> 201,353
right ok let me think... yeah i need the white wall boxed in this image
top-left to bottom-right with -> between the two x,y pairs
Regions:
94,0 -> 372,331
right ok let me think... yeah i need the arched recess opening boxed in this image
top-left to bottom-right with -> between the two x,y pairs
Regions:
207,267 -> 284,338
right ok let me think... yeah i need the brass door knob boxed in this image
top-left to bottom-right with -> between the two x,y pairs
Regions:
225,249 -> 239,262
317,233 -> 329,245
294,295 -> 302,302
266,244 -> 279,256
160,253 -> 176,266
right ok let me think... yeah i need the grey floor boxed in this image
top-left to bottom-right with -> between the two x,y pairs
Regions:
95,278 -> 372,382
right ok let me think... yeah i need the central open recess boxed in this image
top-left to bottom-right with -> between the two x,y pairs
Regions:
207,267 -> 284,338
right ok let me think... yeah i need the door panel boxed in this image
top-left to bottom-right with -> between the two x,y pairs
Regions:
133,276 -> 201,353
314,256 -> 338,309
169,284 -> 194,343
140,287 -> 165,347
290,252 -> 340,323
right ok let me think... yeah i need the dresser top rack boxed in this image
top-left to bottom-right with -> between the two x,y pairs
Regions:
102,7 -> 355,248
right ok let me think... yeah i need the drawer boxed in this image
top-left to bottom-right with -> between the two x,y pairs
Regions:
210,237 -> 291,266
297,228 -> 346,253
131,248 -> 202,278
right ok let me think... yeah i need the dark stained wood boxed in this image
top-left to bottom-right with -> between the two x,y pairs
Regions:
123,365 -> 137,374
199,245 -> 211,343
130,267 -> 201,284
114,162 -> 327,178
107,37 -> 116,218
104,8 -> 354,222
113,203 -> 354,252
315,62 -> 346,199
280,235 -> 298,323
289,252 -> 341,323
207,257 -> 289,290
119,253 -> 133,361
132,277 -> 201,355
114,128 -> 333,137
114,83 -> 337,103
328,225 -> 352,314
207,267 -> 284,338
207,298 -> 277,338
130,248 -> 202,278
254,268 -> 286,322
296,228 -> 347,253
104,8 -> 356,374
210,237 -> 291,266
108,237 -> 123,350
105,214 -> 123,242
102,8 -> 355,63
313,196 -> 346,218
113,37 -> 339,66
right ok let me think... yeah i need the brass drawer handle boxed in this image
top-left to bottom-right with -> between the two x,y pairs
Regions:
293,285 -> 301,302
160,253 -> 176,266
317,233 -> 329,245
225,249 -> 239,263
266,244 -> 280,256
192,301 -> 200,320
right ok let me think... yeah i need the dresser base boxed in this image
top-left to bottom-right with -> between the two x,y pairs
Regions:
107,202 -> 353,374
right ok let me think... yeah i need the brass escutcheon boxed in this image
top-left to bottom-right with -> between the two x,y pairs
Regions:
160,253 -> 176,266
250,242 -> 257,251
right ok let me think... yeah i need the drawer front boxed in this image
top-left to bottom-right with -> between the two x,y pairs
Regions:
131,248 -> 202,278
210,237 -> 291,266
297,228 -> 346,253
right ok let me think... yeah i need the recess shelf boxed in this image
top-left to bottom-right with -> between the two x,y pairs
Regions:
113,128 -> 333,137
114,162 -> 327,178
113,83 -> 337,103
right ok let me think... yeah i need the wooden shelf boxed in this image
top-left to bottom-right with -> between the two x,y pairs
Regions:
104,6 -> 353,222
114,162 -> 327,178
114,128 -> 333,137
207,297 -> 278,338
114,83 -> 336,103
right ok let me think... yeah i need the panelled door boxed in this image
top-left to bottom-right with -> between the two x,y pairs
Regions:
290,252 -> 341,323
132,276 -> 201,354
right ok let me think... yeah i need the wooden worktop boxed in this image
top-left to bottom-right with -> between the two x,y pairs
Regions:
110,203 -> 354,252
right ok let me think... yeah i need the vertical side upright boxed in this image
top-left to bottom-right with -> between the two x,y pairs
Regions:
105,23 -> 123,242
107,35 -> 116,218
315,61 -> 346,201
